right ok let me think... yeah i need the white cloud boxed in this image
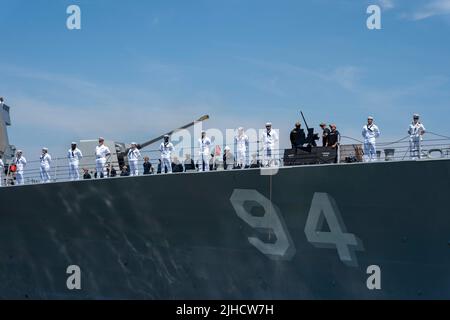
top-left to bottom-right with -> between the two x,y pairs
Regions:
409,0 -> 450,21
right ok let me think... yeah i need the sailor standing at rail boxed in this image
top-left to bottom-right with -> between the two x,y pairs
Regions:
198,130 -> 211,172
261,122 -> 279,167
39,147 -> 52,183
68,142 -> 83,181
14,150 -> 27,185
235,127 -> 249,168
159,135 -> 174,174
408,114 -> 426,160
127,142 -> 141,176
0,156 -> 3,187
362,116 -> 381,162
95,137 -> 111,178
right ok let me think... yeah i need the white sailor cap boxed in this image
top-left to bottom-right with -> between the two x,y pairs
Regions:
201,130 -> 206,134
17,150 -> 23,153
413,113 -> 420,118
71,142 -> 77,145
42,147 -> 48,151
368,116 -> 374,120
224,146 -> 231,151
265,122 -> 272,127
131,142 -> 137,145
163,135 -> 169,138
98,137 -> 105,141
238,127 -> 244,131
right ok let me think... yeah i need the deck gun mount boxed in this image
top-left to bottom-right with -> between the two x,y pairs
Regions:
115,114 -> 210,168
299,111 -> 319,147
78,115 -> 210,171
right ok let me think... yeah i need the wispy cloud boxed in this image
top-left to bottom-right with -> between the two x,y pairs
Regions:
327,66 -> 363,91
378,0 -> 395,10
241,75 -> 287,97
408,0 -> 450,21
0,64 -> 97,90
235,57 -> 363,92
2,63 -> 252,154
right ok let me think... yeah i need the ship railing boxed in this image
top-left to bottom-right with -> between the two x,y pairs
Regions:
1,134 -> 450,186
339,134 -> 450,163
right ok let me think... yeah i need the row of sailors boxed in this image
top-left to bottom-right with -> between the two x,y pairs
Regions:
358,113 -> 425,162
0,117 -> 426,185
0,123 -> 276,185
290,114 -> 425,162
83,149 -> 255,178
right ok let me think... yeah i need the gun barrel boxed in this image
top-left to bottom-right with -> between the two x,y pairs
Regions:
300,111 -> 310,131
136,114 -> 210,150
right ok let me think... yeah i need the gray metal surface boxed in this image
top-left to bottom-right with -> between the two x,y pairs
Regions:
0,103 -> 14,159
0,159 -> 449,299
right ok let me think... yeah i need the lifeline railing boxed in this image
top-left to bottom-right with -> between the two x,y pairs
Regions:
340,132 -> 450,162
1,133 -> 449,186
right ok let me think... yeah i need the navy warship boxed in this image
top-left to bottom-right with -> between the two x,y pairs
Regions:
1,101 -> 450,299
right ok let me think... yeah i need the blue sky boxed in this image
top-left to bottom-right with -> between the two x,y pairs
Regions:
1,0 -> 450,157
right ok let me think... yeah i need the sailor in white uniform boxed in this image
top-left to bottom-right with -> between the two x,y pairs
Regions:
68,142 -> 83,181
0,157 -> 4,187
95,137 -> 111,178
39,147 -> 52,183
127,142 -> 141,176
235,127 -> 249,168
160,135 -> 174,174
408,114 -> 426,160
261,122 -> 279,167
198,131 -> 211,172
362,116 -> 381,162
14,150 -> 27,185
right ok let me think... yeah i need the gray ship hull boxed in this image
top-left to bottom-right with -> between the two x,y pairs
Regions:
0,159 -> 449,299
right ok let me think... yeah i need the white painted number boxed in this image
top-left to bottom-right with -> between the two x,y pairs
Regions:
304,193 -> 363,267
230,189 -> 295,260
231,190 -> 364,266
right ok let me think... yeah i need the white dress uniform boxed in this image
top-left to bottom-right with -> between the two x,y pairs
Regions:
14,156 -> 27,185
0,158 -> 3,187
197,137 -> 211,172
235,133 -> 249,168
127,147 -> 141,176
68,148 -> 83,180
40,152 -> 52,183
95,144 -> 111,178
159,142 -> 174,174
408,122 -> 426,159
261,129 -> 279,167
362,123 -> 381,162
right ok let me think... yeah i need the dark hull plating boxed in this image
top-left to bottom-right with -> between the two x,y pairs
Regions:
0,159 -> 449,299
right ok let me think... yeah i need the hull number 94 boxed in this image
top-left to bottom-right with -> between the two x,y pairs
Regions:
230,190 -> 364,267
